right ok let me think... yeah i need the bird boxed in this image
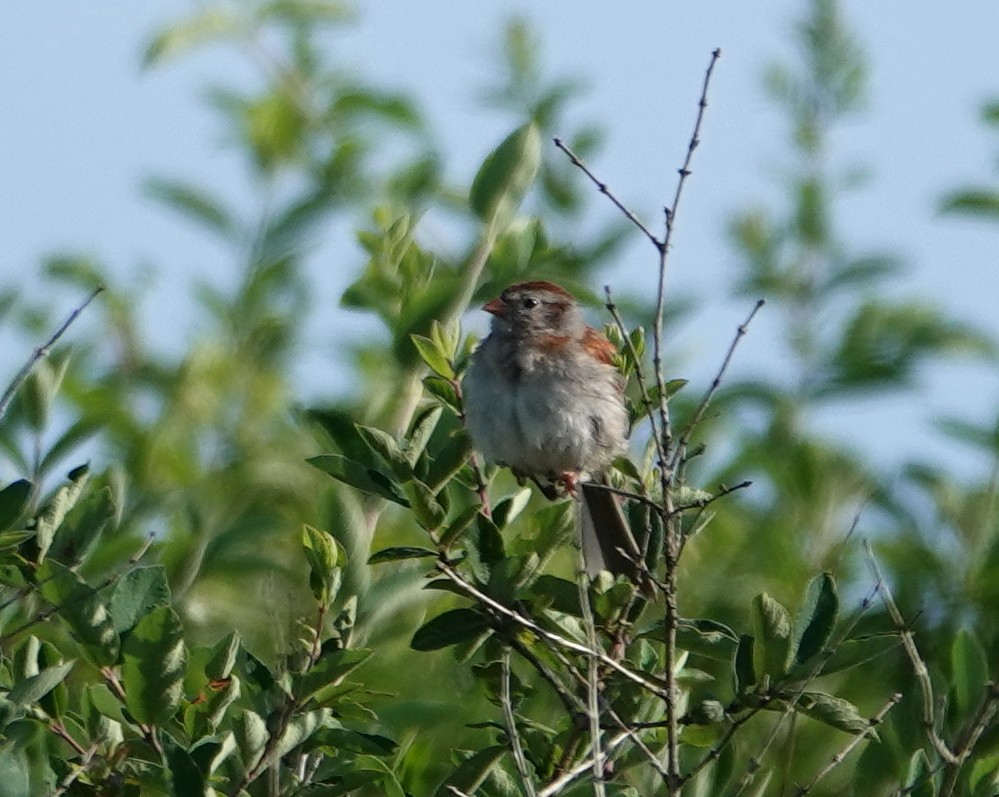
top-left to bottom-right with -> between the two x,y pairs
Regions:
462,280 -> 647,588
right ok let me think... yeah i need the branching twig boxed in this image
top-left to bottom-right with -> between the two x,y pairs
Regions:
0,286 -> 104,423
864,539 -> 959,766
537,732 -> 631,797
49,724 -> 98,797
501,648 -> 538,797
940,681 -> 999,796
655,47 -> 722,477
669,480 -> 753,516
671,298 -> 765,476
794,693 -> 901,796
552,139 -> 663,250
437,561 -> 671,701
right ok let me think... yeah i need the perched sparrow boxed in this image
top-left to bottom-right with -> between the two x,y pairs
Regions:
463,280 -> 646,586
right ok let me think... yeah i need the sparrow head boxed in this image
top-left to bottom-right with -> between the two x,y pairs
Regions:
482,281 -> 584,342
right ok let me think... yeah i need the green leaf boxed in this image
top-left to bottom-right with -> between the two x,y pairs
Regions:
368,546 -> 438,564
308,454 -> 409,506
20,357 -> 69,433
121,605 -> 187,726
302,525 -> 340,603
752,593 -> 792,680
233,710 -> 268,764
7,660 -> 75,707
144,178 -> 234,238
297,648 -> 372,703
404,479 -> 447,530
436,746 -> 506,797
792,572 -> 838,665
530,574 -> 582,616
0,480 -> 31,531
735,634 -> 756,693
676,618 -> 740,661
35,464 -> 89,563
37,559 -> 120,666
142,8 -> 241,67
161,730 -> 205,796
424,432 -> 474,493
206,631 -> 241,682
439,505 -> 481,549
356,424 -> 412,481
941,189 -> 999,220
951,628 -> 989,715
794,691 -> 870,734
411,334 -> 454,379
411,608 -> 490,651
423,375 -> 459,412
492,488 -> 532,529
404,405 -> 443,466
47,484 -> 116,566
464,514 -> 505,583
469,123 -> 542,225
0,747 -> 30,797
109,566 -> 172,633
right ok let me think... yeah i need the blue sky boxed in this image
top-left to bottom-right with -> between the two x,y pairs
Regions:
2,2 -> 998,477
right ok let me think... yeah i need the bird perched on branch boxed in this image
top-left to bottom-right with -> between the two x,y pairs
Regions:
463,280 -> 648,589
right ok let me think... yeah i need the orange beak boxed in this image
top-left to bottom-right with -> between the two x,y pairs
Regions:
482,297 -> 506,316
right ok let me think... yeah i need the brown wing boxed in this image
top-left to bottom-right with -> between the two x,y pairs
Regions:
580,326 -> 617,366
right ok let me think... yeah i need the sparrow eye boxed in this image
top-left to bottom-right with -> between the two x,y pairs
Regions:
522,297 -> 539,309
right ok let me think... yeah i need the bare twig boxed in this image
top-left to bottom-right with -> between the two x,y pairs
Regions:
501,648 -> 538,797
655,47 -> 722,477
552,138 -> 663,250
671,298 -> 765,475
864,539 -> 959,765
0,286 -> 104,423
794,693 -> 902,796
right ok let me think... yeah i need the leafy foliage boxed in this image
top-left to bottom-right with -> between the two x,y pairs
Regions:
1,0 -> 998,795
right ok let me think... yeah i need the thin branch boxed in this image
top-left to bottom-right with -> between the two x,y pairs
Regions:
552,138 -> 663,250
576,545 -> 607,797
655,47 -> 722,478
520,621 -> 674,787
864,539 -> 959,765
940,681 -> 999,797
537,732 -> 631,797
604,285 -> 665,470
437,561 -> 671,702
574,477 -> 660,512
0,286 -> 104,423
794,693 -> 902,796
501,648 -> 538,797
671,298 -> 765,475
669,480 -> 753,516
49,724 -> 98,797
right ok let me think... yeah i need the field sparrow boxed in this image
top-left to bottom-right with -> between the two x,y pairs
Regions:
463,280 -> 646,586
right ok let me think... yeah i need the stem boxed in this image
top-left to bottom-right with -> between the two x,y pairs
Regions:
0,285 -> 104,423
